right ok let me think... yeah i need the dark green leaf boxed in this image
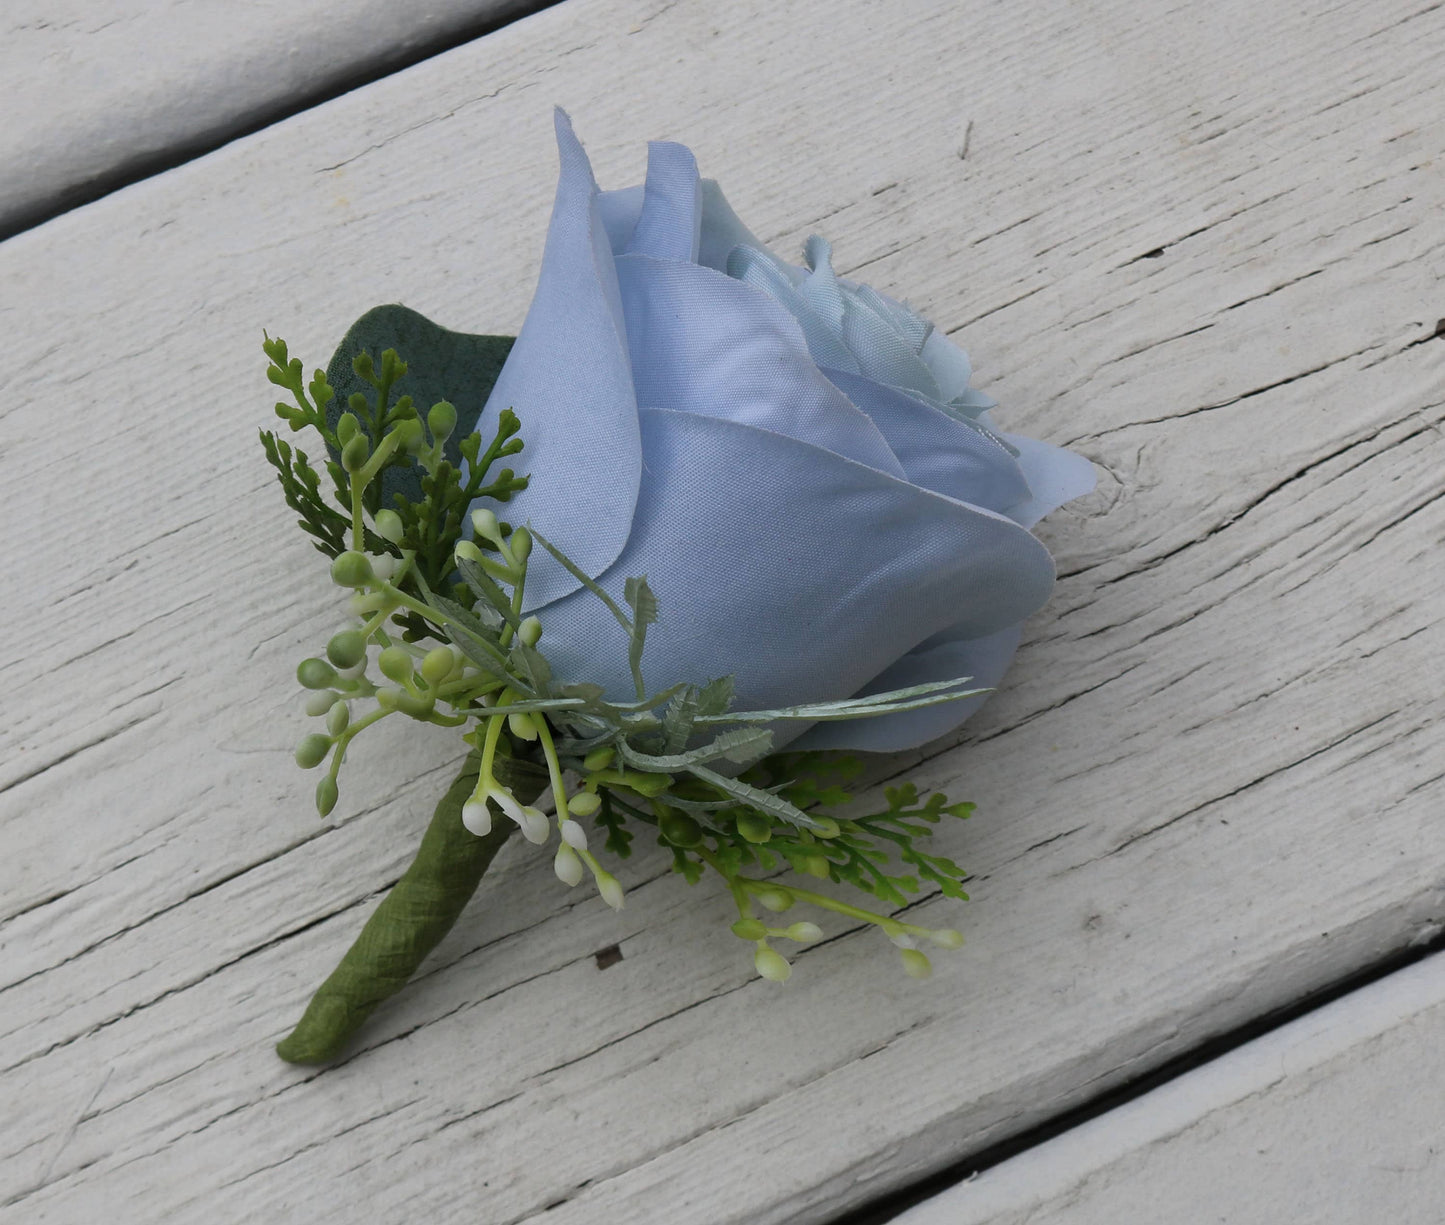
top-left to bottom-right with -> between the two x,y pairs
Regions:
324,304 -> 515,506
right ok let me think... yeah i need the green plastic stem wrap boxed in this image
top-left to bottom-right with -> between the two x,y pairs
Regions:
276,752 -> 543,1064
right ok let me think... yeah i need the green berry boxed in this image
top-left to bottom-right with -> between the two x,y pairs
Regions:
326,629 -> 366,669
470,508 -> 499,540
315,776 -> 339,818
378,645 -> 413,684
785,922 -> 823,943
304,689 -> 339,717
755,888 -> 794,913
737,812 -> 772,844
420,647 -> 454,686
510,527 -> 532,562
754,946 -> 792,983
659,812 -> 703,848
900,949 -> 933,979
330,551 -> 373,587
325,701 -> 349,736
294,733 -> 331,769
731,918 -> 767,941
340,433 -> 370,472
802,855 -> 832,879
427,400 -> 457,442
297,658 -> 337,690
374,509 -> 405,544
518,615 -> 542,646
336,412 -> 360,444
568,791 -> 601,817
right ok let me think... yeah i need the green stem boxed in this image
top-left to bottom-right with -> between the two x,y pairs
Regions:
275,751 -> 544,1064
379,582 -> 513,671
739,878 -> 903,934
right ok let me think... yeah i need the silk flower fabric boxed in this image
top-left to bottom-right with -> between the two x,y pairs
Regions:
478,111 -> 1095,751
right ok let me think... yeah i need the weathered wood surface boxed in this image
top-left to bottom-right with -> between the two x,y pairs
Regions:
2,0 -> 1442,1221
0,0 -> 546,236
899,950 -> 1445,1224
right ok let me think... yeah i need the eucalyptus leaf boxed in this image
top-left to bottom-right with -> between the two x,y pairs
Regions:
661,686 -> 700,755
509,641 -> 552,693
467,697 -> 590,716
455,556 -> 521,628
699,677 -> 990,724
687,764 -> 823,831
624,576 -> 657,627
444,625 -> 510,679
623,575 -> 657,700
617,727 -> 773,774
695,676 -> 735,717
324,304 -> 514,506
433,591 -> 503,633
530,529 -> 632,635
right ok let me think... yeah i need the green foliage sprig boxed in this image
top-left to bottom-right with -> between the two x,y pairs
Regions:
264,334 -> 986,989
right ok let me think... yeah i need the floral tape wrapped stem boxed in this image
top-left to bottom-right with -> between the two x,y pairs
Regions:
276,752 -> 542,1064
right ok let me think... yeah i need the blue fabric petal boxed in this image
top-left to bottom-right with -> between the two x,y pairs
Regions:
601,176 -> 763,270
726,245 -> 860,373
531,409 -> 1056,734
624,142 -> 702,262
483,111 -> 640,610
997,432 -> 1097,528
798,236 -> 847,332
596,183 -> 643,252
838,282 -> 942,401
822,368 -> 1031,513
478,118 -> 1091,752
616,255 -> 904,475
919,328 -> 975,405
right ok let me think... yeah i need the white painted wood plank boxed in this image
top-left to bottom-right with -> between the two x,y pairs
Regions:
2,0 -> 1443,1222
0,0 -> 544,235
897,950 -> 1445,1225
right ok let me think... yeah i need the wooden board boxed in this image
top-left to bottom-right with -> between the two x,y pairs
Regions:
897,951 -> 1445,1224
0,0 -> 546,236
2,0 -> 1443,1221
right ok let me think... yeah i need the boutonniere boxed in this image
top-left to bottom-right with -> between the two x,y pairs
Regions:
261,111 -> 1093,1064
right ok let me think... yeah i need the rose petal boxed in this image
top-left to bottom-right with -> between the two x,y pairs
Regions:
598,177 -> 764,270
597,183 -> 644,251
996,431 -> 1098,527
726,245 -> 860,373
615,254 -> 906,476
532,408 -> 1055,728
623,141 -> 702,262
823,367 -> 1031,514
698,179 -> 767,273
486,110 -> 641,609
919,328 -> 976,405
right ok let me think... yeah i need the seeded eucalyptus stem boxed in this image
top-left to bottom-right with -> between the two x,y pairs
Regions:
264,328 -> 982,1041
276,752 -> 544,1064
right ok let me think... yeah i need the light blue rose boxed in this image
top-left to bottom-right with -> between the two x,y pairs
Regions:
480,112 -> 1094,751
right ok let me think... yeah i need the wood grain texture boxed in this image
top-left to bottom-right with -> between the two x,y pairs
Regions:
898,950 -> 1445,1225
0,0 -> 546,236
2,0 -> 1442,1221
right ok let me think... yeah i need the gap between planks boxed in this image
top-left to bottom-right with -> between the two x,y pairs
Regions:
0,0 -> 568,241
